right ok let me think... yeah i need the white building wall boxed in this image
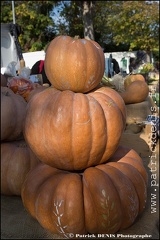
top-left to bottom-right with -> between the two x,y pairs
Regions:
22,51 -> 45,69
104,51 -> 137,75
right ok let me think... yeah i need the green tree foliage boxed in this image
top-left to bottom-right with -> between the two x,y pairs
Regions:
1,1 -> 58,52
54,1 -> 159,52
1,1 -> 159,53
52,1 -> 84,37
106,1 -> 159,51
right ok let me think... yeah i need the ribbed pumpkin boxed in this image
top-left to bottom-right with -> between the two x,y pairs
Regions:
1,87 -> 27,141
44,35 -> 105,93
119,80 -> 149,105
21,146 -> 147,237
1,140 -> 40,195
24,86 -> 126,170
124,74 -> 145,89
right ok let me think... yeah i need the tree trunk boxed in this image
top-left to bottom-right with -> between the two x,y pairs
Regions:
82,1 -> 95,40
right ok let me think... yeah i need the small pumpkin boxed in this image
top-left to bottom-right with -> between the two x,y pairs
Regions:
1,140 -> 40,195
119,80 -> 149,105
24,86 -> 126,170
44,35 -> 105,93
124,74 -> 145,89
21,146 -> 147,236
1,87 -> 27,141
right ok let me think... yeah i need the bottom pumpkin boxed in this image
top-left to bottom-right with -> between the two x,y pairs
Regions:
21,146 -> 148,238
1,140 -> 40,196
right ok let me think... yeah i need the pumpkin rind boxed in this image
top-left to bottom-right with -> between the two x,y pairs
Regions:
1,87 -> 27,141
44,36 -> 105,93
1,140 -> 40,195
24,87 -> 126,170
25,85 -> 49,102
21,146 -> 147,236
124,74 -> 145,89
119,80 -> 149,104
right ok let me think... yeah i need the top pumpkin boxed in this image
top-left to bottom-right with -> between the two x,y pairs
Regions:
44,36 -> 105,93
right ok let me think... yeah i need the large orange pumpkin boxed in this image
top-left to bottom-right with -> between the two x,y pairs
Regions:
1,140 -> 40,195
24,86 -> 126,170
1,87 -> 27,141
21,146 -> 147,237
119,80 -> 149,104
124,74 -> 145,89
44,36 -> 105,93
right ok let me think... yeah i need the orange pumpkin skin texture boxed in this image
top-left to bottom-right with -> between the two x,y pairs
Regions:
1,87 -> 27,141
1,140 -> 40,195
25,85 -> 49,102
44,36 -> 105,93
24,86 -> 126,170
119,80 -> 149,104
21,146 -> 147,236
124,74 -> 145,89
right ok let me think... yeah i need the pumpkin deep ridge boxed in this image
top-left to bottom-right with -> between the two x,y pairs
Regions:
92,89 -> 126,128
94,164 -> 140,230
85,94 -> 106,166
95,166 -> 131,229
102,161 -> 147,213
87,92 -> 124,164
89,90 -> 124,121
21,146 -> 148,235
86,93 -> 108,164
118,157 -> 148,185
24,86 -> 126,170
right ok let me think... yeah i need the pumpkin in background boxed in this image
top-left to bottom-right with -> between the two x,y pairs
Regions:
119,80 -> 149,105
124,74 -> 145,89
44,35 -> 105,93
1,87 -> 27,141
21,146 -> 147,237
24,86 -> 126,170
1,140 -> 40,196
1,74 -> 7,87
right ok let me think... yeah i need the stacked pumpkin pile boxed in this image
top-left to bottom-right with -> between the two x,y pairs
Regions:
1,87 -> 40,195
1,36 -> 148,237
